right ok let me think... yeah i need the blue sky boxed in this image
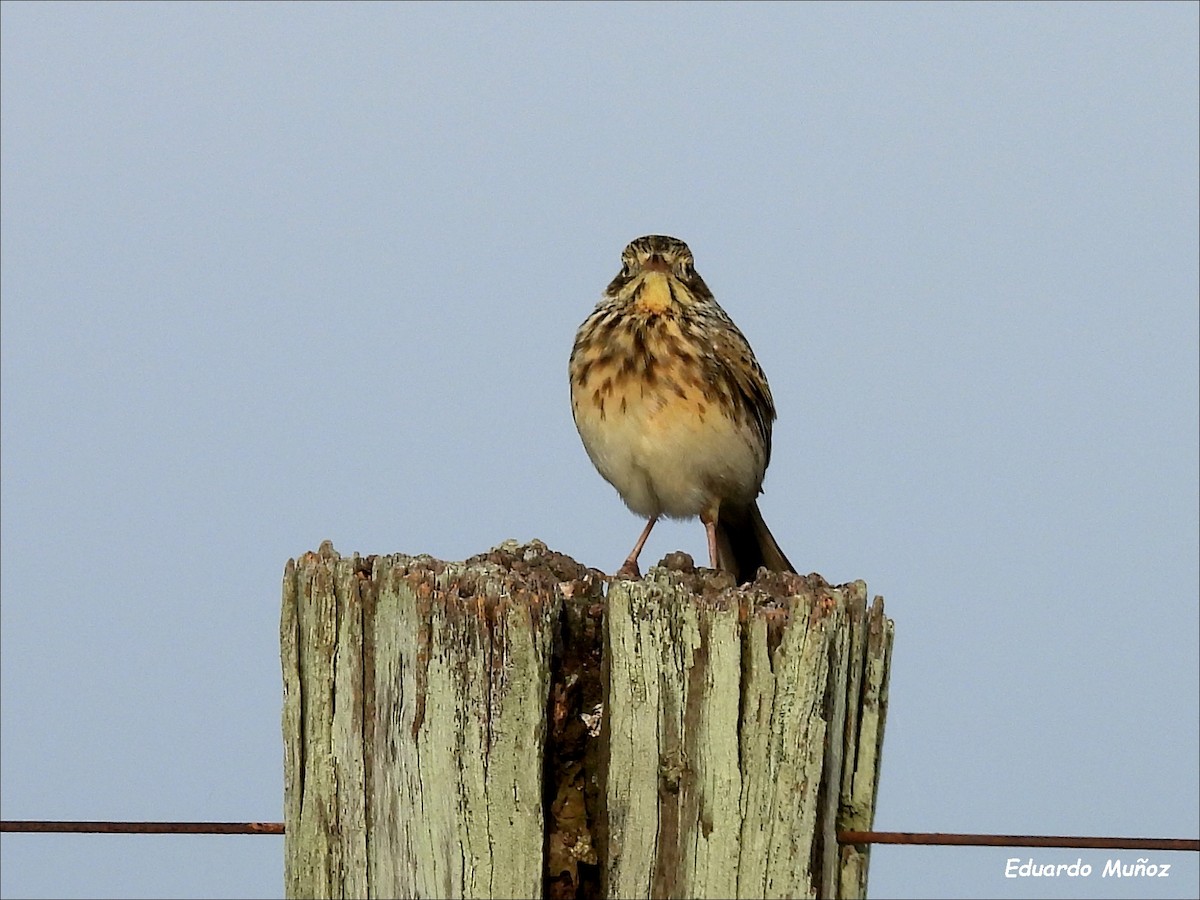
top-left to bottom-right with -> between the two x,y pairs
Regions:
1,3 -> 1197,898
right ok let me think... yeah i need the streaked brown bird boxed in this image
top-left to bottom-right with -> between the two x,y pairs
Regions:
569,235 -> 795,583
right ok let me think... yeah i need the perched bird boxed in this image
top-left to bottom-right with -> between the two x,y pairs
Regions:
569,235 -> 795,584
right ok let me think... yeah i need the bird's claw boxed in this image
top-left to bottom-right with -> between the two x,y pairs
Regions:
615,560 -> 642,579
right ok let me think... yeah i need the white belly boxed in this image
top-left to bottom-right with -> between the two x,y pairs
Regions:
572,382 -> 765,520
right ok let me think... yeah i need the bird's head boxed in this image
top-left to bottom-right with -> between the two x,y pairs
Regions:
620,235 -> 695,278
607,235 -> 712,310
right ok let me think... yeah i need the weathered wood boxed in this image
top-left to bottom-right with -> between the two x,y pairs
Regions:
837,594 -> 893,900
282,542 -> 368,899
282,540 -> 585,899
282,541 -> 893,900
602,564 -> 893,900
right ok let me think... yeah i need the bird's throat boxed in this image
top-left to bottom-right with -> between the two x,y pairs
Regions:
635,272 -> 676,313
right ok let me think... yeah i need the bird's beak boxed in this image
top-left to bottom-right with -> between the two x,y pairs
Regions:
642,254 -> 670,273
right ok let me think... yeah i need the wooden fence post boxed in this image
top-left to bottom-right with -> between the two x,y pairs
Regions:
281,540 -> 892,899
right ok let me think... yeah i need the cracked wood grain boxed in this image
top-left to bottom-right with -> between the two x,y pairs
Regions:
282,543 -> 892,900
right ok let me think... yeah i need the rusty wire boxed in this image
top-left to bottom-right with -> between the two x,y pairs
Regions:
1,821 -> 1196,851
837,831 -> 1199,851
1,821 -> 283,835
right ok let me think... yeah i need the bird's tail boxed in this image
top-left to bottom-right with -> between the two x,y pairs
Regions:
714,500 -> 795,584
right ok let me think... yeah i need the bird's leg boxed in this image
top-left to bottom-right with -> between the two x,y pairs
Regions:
701,508 -> 721,570
616,516 -> 658,578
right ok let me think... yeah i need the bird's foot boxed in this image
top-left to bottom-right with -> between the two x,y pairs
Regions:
614,559 -> 642,579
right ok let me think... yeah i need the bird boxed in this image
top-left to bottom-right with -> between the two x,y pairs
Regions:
568,235 -> 795,584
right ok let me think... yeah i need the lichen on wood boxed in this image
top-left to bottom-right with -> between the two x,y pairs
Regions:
602,561 -> 892,900
281,541 -> 893,900
283,540 -> 596,899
